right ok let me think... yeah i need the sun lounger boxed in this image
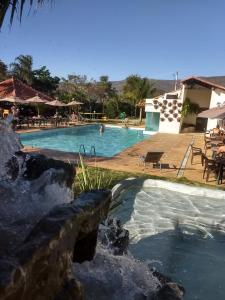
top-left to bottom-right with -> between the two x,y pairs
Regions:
139,151 -> 164,170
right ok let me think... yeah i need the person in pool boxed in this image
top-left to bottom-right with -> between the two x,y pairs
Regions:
99,124 -> 105,133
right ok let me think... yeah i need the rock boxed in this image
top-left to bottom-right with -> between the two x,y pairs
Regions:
98,218 -> 129,255
23,154 -> 75,188
0,189 -> 112,300
55,279 -> 85,300
152,269 -> 185,300
153,282 -> 185,300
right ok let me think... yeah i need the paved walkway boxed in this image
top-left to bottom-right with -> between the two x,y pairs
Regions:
183,133 -> 211,183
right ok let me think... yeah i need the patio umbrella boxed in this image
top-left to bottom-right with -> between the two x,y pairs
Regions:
198,105 -> 225,119
0,96 -> 26,104
25,95 -> 48,116
45,99 -> 67,107
66,100 -> 83,106
67,100 -> 83,114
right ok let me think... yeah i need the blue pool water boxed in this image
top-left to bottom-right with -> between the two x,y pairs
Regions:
20,125 -> 149,157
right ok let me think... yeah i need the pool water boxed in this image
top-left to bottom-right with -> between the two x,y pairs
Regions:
20,125 -> 149,157
112,179 -> 225,300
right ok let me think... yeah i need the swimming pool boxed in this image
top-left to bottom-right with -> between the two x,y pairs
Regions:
20,125 -> 149,157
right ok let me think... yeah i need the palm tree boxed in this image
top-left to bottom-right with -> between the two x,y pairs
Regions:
0,1 -> 49,28
10,55 -> 33,85
123,75 -> 155,117
0,59 -> 8,81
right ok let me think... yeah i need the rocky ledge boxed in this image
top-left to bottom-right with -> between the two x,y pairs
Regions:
0,189 -> 111,300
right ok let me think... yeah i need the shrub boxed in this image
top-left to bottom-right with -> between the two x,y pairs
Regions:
74,155 -> 112,195
181,98 -> 199,118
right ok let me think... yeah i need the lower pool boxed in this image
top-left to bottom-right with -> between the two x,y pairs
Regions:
111,179 -> 225,300
20,125 -> 149,157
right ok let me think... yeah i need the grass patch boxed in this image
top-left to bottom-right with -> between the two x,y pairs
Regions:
73,165 -> 225,196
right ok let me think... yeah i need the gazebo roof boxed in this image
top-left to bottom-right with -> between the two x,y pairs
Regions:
0,77 -> 54,102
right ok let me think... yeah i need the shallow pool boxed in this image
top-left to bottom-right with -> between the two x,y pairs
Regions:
111,179 -> 225,300
20,125 -> 149,157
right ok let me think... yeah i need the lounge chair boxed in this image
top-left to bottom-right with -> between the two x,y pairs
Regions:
139,151 -> 164,170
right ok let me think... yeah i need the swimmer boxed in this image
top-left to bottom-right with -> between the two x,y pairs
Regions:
99,124 -> 105,133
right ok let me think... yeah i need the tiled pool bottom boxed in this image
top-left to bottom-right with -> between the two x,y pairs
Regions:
20,125 -> 149,157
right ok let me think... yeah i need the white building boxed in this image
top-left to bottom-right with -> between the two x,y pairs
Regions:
144,76 -> 225,134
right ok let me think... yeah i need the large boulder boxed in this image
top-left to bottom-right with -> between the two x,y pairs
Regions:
23,154 -> 75,188
0,190 -> 112,300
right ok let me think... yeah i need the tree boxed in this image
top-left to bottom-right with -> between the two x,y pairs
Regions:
10,55 -> 33,84
122,75 -> 155,117
0,59 -> 8,81
32,66 -> 60,96
0,0 -> 49,28
96,76 -> 116,113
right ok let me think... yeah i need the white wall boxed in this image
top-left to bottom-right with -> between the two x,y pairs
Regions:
145,94 -> 182,134
159,119 -> 181,134
207,88 -> 225,130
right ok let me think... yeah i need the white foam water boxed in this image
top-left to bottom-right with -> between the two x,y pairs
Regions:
0,120 -> 22,180
74,244 -> 159,300
0,121 -> 73,253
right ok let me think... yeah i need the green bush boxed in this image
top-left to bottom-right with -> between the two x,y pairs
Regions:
74,155 -> 112,195
181,98 -> 199,118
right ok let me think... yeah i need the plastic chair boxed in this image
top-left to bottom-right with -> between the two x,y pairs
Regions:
203,156 -> 218,182
190,145 -> 202,164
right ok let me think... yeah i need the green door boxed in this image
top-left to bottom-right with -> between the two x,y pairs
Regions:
145,112 -> 160,131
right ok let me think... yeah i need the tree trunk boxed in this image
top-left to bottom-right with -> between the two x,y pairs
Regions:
139,107 -> 143,124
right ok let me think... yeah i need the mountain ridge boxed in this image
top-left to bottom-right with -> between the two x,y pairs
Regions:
111,76 -> 225,94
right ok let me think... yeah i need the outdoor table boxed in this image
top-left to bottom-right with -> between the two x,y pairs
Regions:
210,140 -> 224,147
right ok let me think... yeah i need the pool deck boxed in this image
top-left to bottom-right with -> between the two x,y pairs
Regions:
19,125 -> 222,186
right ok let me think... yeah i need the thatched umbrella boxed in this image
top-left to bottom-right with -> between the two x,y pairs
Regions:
25,95 -> 49,116
45,99 -> 67,107
67,100 -> 83,106
0,96 -> 26,104
67,100 -> 83,114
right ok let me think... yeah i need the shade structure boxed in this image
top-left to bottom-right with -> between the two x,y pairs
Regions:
25,95 -> 49,116
66,100 -> 83,106
25,95 -> 48,104
46,100 -> 66,107
198,106 -> 225,119
0,96 -> 26,104
0,77 -> 54,101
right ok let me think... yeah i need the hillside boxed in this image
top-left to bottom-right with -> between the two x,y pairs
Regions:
111,76 -> 225,94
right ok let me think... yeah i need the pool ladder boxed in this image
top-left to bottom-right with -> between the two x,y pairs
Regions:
79,144 -> 86,156
79,144 -> 96,158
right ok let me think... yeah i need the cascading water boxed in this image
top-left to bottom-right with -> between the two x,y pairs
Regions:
0,120 -> 73,255
74,243 -> 160,300
1,121 -> 172,300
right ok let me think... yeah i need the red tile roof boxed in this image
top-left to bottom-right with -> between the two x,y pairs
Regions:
0,77 -> 54,101
181,76 -> 225,92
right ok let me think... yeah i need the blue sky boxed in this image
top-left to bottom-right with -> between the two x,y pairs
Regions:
1,0 -> 225,81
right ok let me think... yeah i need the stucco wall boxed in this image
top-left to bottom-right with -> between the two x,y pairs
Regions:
145,95 -> 182,134
207,88 -> 225,130
158,119 -> 181,134
182,86 -> 212,128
